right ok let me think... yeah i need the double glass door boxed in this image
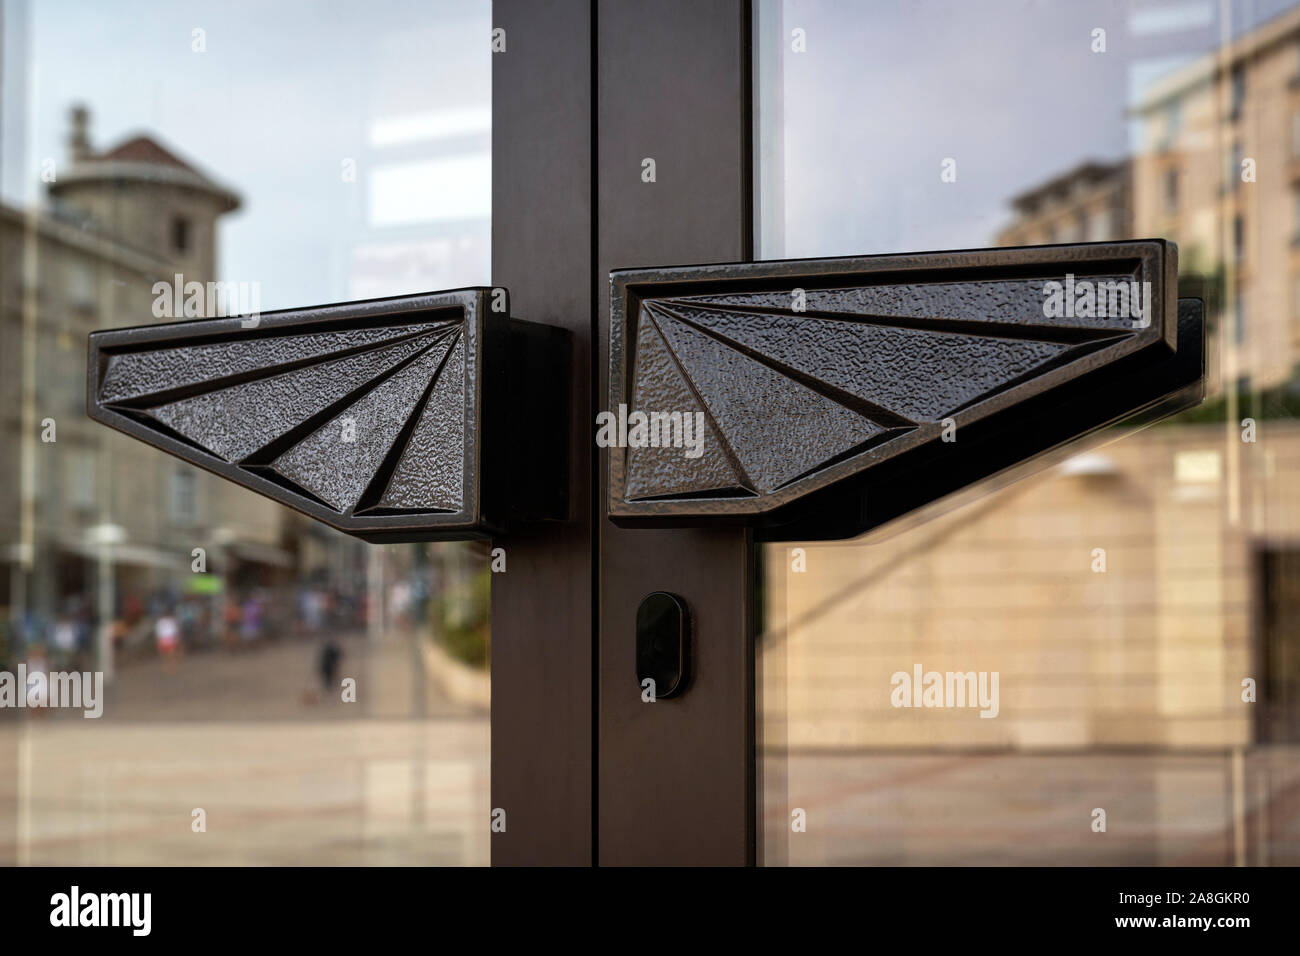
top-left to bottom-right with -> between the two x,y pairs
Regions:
4,0 -> 1298,867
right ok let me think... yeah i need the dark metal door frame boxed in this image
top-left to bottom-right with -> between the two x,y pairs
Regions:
595,0 -> 755,866
489,0 -> 595,866
490,0 -> 755,865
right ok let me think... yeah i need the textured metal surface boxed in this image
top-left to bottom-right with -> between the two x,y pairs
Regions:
268,337 -> 458,512
87,290 -> 503,541
624,319 -> 740,498
98,323 -> 447,403
150,330 -> 448,462
379,335 -> 466,511
608,241 -> 1201,536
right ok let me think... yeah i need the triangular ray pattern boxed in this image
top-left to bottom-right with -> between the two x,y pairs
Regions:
87,287 -> 503,539
674,275 -> 1144,332
377,335 -> 466,511
148,330 -> 452,462
269,341 -> 454,512
653,309 -> 882,494
624,312 -> 745,500
654,302 -> 1073,421
99,322 -> 451,403
610,243 -> 1184,528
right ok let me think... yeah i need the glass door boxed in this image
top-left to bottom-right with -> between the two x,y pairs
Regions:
0,0 -> 493,865
755,0 -> 1300,866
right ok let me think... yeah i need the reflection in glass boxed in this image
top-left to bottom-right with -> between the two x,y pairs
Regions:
757,0 -> 1300,865
0,0 -> 491,865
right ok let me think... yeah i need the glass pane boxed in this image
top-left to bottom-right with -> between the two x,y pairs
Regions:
0,0 -> 491,865
756,0 -> 1300,865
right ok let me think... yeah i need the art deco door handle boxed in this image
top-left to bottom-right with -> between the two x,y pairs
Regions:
87,288 -> 569,541
88,242 -> 1204,546
606,241 -> 1204,541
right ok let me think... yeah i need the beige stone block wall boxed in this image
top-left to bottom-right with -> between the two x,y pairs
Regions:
762,423 -> 1295,753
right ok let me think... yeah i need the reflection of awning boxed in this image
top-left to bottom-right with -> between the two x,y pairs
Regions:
32,535 -> 294,571
56,538 -> 180,570
226,540 -> 295,569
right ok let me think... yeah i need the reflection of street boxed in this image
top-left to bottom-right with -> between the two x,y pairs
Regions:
764,750 -> 1300,866
0,630 -> 488,865
104,630 -> 481,722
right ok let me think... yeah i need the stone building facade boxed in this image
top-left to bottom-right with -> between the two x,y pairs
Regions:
0,108 -> 304,652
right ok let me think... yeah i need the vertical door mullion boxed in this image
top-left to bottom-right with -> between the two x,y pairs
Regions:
490,0 -> 595,866
596,0 -> 755,866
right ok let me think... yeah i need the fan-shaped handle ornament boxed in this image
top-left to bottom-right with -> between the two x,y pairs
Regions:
87,243 -> 1204,545
606,241 -> 1204,541
87,289 -> 569,541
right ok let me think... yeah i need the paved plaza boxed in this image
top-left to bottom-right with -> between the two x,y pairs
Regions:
3,632 -> 1298,866
0,631 -> 490,866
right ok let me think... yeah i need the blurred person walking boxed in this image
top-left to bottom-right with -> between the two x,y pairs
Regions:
155,610 -> 180,673
223,597 -> 242,652
240,593 -> 262,646
52,614 -> 78,669
318,637 -> 343,699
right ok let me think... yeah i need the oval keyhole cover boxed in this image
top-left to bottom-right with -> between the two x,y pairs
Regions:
636,591 -> 691,700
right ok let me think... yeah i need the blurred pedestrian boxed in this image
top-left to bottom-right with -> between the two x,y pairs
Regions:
155,610 -> 180,672
318,638 -> 342,698
223,598 -> 242,652
52,614 -> 77,668
240,594 -> 262,646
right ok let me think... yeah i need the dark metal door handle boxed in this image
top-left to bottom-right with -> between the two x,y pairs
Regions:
606,241 -> 1204,541
87,288 -> 569,541
87,242 -> 1204,545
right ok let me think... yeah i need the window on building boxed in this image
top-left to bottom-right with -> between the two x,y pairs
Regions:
1088,208 -> 1111,242
172,216 -> 190,253
1234,292 -> 1245,345
170,465 -> 197,523
1159,100 -> 1181,150
1230,64 -> 1246,121
1164,167 -> 1179,213
67,260 -> 94,308
1234,213 -> 1245,262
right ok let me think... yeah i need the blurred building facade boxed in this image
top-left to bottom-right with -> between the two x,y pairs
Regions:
1130,5 -> 1300,392
0,107 -> 367,661
995,159 -> 1132,248
766,6 -> 1300,764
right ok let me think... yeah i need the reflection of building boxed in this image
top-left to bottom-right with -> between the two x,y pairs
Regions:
999,5 -> 1300,393
773,7 -> 1300,769
1130,3 -> 1300,392
0,107 -> 353,650
51,105 -> 240,281
995,160 -> 1131,248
